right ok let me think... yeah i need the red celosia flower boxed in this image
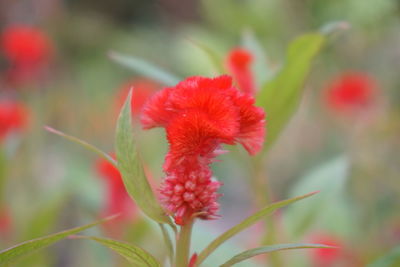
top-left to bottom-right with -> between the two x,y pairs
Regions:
1,25 -> 52,66
141,75 -> 265,225
1,25 -> 53,85
116,78 -> 160,116
226,48 -> 256,95
309,234 -> 343,267
0,100 -> 28,142
325,72 -> 377,113
95,155 -> 137,227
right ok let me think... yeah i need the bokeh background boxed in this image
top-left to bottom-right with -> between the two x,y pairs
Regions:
1,0 -> 399,266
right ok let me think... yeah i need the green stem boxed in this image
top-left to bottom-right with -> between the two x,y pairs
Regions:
175,219 -> 194,267
251,158 -> 284,267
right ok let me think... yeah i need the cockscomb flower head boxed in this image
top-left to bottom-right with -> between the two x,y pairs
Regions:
141,75 -> 265,225
226,47 -> 256,95
116,78 -> 160,116
95,155 -> 137,235
0,100 -> 28,142
325,72 -> 378,113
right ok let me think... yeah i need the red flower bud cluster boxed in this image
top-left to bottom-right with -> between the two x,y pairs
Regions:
141,75 -> 265,225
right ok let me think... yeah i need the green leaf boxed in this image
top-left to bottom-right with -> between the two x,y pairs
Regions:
196,191 -> 318,265
186,39 -> 225,74
241,29 -> 273,86
220,243 -> 334,267
73,235 -> 161,267
367,246 -> 400,267
44,126 -> 117,168
159,223 -> 175,265
256,33 -> 325,152
284,156 -> 353,237
0,215 -> 116,265
109,51 -> 181,86
115,90 -> 172,225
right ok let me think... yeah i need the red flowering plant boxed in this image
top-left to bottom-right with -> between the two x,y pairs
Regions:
0,25 -> 53,87
141,75 -> 265,226
0,27 -> 343,267
324,71 -> 378,115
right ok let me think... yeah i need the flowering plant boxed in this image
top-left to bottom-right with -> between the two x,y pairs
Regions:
0,26 -> 343,267
1,25 -> 53,87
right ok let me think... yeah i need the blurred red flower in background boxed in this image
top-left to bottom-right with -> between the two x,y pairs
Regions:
309,234 -> 342,267
324,72 -> 378,114
0,100 -> 28,142
309,233 -> 364,267
226,47 -> 256,95
0,206 -> 12,238
115,78 -> 160,116
95,155 -> 137,235
1,25 -> 53,86
141,75 -> 265,225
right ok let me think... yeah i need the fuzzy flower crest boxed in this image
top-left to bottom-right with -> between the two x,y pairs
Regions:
141,75 -> 265,225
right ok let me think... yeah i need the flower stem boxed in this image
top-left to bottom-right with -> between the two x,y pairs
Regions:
252,158 -> 284,267
175,218 -> 194,267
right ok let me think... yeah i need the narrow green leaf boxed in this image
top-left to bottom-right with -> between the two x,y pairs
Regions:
186,38 -> 225,74
159,223 -> 175,265
285,156 -> 351,237
115,90 -> 172,225
73,235 -> 161,267
367,246 -> 400,267
220,243 -> 334,267
44,126 -> 117,168
0,215 -> 116,265
196,191 -> 318,265
109,51 -> 180,86
256,33 -> 325,152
